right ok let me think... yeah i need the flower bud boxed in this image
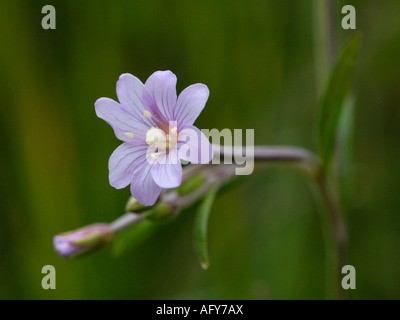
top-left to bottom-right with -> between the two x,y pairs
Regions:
53,223 -> 113,258
125,196 -> 147,212
145,202 -> 174,221
176,173 -> 206,195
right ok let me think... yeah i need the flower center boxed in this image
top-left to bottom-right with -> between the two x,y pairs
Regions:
145,126 -> 178,153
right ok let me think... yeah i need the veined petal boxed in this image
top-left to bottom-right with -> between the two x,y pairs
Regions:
95,97 -> 148,140
151,148 -> 182,188
108,142 -> 149,189
144,70 -> 177,123
178,125 -> 213,164
175,84 -> 209,128
130,158 -> 162,206
116,73 -> 155,127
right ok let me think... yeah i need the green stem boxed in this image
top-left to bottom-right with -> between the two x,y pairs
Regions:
313,0 -> 345,300
313,170 -> 347,300
313,0 -> 337,97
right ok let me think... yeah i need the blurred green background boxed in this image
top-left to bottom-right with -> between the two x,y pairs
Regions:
0,0 -> 399,299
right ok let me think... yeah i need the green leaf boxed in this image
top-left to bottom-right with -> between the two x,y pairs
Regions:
194,184 -> 219,269
336,94 -> 355,210
317,33 -> 361,170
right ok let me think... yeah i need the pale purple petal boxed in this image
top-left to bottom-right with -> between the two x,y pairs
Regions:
178,125 -> 213,164
151,148 -> 182,188
144,71 -> 177,123
175,84 -> 209,129
108,142 -> 149,189
54,235 -> 85,258
116,73 -> 154,127
95,97 -> 149,140
130,159 -> 162,206
54,224 -> 113,258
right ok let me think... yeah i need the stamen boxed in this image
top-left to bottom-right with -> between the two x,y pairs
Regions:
143,110 -> 152,119
124,132 -> 134,139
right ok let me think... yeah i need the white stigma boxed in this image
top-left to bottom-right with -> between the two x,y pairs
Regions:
146,127 -> 166,148
124,132 -> 134,139
143,110 -> 152,119
170,127 -> 177,135
151,152 -> 160,159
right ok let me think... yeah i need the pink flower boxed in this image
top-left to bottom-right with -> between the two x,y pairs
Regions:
95,71 -> 212,206
53,224 -> 113,258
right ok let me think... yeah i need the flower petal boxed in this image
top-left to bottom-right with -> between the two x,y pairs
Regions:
178,125 -> 213,164
130,159 -> 162,206
95,97 -> 149,140
151,148 -> 182,188
108,142 -> 149,189
144,70 -> 177,123
116,73 -> 154,127
175,84 -> 209,128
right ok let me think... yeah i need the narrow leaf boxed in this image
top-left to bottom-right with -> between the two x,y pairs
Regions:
336,94 -> 355,210
194,184 -> 219,269
317,33 -> 361,170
